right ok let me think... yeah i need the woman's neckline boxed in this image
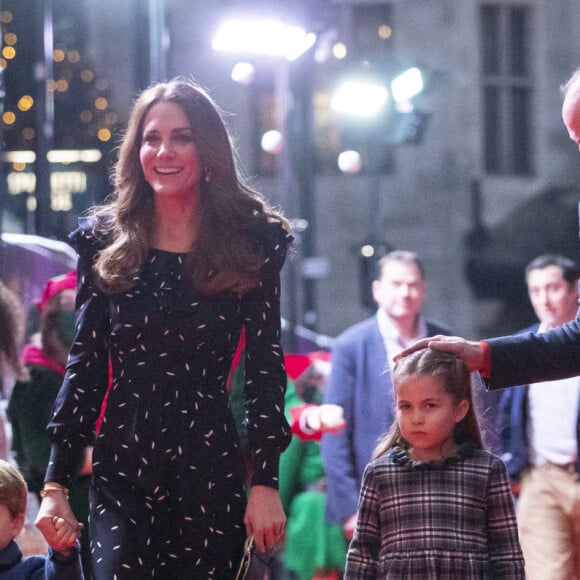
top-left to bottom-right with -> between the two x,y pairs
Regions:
149,246 -> 191,256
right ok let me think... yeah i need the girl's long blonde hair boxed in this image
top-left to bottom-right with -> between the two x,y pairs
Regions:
90,77 -> 289,295
373,348 -> 484,459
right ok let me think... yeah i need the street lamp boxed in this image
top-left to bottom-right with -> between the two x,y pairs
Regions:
390,67 -> 424,103
331,67 -> 425,117
331,80 -> 389,118
212,18 -> 316,62
332,67 -> 429,307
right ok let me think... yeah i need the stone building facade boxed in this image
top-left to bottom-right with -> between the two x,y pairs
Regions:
87,0 -> 580,342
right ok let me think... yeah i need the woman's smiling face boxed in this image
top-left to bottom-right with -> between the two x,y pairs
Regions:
139,100 -> 202,199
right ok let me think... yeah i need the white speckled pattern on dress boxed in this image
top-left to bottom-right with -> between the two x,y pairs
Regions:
45,218 -> 293,579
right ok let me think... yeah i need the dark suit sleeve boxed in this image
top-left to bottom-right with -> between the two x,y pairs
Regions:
487,314 -> 580,389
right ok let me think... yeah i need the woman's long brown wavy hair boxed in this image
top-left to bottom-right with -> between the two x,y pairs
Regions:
373,348 -> 484,459
90,77 -> 290,295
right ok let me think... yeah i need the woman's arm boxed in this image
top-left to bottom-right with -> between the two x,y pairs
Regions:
241,224 -> 292,551
44,224 -> 110,489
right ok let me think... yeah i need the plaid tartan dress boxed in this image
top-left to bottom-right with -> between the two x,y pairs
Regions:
345,445 -> 525,579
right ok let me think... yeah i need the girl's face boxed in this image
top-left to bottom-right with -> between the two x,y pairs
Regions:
139,101 -> 202,201
395,375 -> 468,462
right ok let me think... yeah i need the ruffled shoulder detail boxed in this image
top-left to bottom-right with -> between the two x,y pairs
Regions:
388,442 -> 479,470
252,221 -> 294,273
66,216 -> 111,282
69,215 -> 97,240
68,214 -> 106,252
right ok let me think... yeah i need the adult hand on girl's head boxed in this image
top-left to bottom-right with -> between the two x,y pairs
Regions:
394,335 -> 485,372
35,492 -> 82,552
244,485 -> 286,552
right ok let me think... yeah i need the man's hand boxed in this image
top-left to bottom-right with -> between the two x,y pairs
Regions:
394,335 -> 485,372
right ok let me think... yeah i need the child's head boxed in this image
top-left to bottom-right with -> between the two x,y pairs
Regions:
0,459 -> 27,550
37,270 -> 77,360
374,348 -> 484,459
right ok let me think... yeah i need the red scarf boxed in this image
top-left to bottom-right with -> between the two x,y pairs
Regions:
21,343 -> 66,376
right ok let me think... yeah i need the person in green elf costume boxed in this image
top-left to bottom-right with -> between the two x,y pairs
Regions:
279,353 -> 347,580
229,342 -> 347,580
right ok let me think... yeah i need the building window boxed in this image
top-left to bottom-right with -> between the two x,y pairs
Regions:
480,4 -> 533,175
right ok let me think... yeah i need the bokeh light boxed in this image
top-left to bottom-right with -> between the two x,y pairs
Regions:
17,95 -> 33,112
98,128 -> 112,142
231,62 -> 255,86
3,111 -> 16,125
95,97 -> 108,110
261,130 -> 283,154
2,46 -> 15,60
338,150 -> 362,174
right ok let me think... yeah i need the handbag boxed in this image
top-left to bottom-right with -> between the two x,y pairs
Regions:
234,536 -> 273,580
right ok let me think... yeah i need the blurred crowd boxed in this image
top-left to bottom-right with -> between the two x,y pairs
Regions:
2,237 -> 580,580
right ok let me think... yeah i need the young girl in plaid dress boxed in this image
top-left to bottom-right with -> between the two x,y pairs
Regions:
345,348 -> 524,579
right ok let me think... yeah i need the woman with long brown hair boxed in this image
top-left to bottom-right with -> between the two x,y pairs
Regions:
35,78 -> 293,579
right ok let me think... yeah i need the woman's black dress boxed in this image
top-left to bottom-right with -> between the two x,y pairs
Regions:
45,218 -> 292,579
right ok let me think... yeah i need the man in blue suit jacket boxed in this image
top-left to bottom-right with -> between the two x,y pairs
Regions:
398,68 -> 580,389
497,254 -> 580,579
320,251 -> 451,539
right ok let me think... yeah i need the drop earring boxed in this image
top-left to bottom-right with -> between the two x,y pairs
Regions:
204,167 -> 213,183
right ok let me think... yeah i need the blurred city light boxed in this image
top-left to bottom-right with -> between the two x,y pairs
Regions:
17,95 -> 33,111
4,150 -> 35,163
337,150 -> 362,174
2,110 -> 15,124
231,61 -> 256,85
212,18 -> 316,61
2,149 -> 102,164
361,244 -> 375,258
332,42 -> 347,60
2,46 -> 15,59
331,80 -> 389,117
391,67 -> 424,103
261,130 -> 283,154
47,149 -> 102,163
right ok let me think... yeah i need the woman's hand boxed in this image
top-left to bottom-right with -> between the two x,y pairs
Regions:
244,485 -> 286,552
394,335 -> 485,372
51,517 -> 80,556
35,490 -> 83,552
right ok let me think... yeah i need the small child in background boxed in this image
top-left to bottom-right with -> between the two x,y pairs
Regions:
0,459 -> 84,579
345,348 -> 524,579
